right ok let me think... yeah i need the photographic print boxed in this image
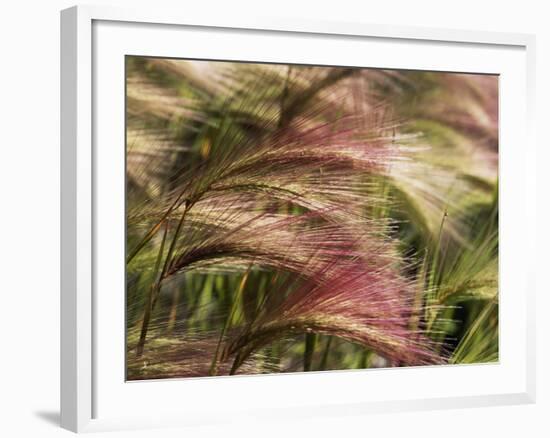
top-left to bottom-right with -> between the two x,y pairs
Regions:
125,57 -> 498,380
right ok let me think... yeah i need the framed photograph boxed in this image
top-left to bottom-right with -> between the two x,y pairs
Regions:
61,5 -> 536,432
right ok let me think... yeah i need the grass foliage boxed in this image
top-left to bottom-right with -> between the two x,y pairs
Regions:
125,58 -> 499,379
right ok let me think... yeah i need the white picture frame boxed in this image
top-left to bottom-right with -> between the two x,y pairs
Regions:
60,4 -> 536,433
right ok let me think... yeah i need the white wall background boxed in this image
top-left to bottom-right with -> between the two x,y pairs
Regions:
0,1 -> 547,436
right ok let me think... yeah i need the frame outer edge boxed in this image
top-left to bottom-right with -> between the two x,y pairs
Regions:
525,34 -> 537,403
78,4 -> 531,46
61,5 -> 93,432
60,6 -> 78,432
